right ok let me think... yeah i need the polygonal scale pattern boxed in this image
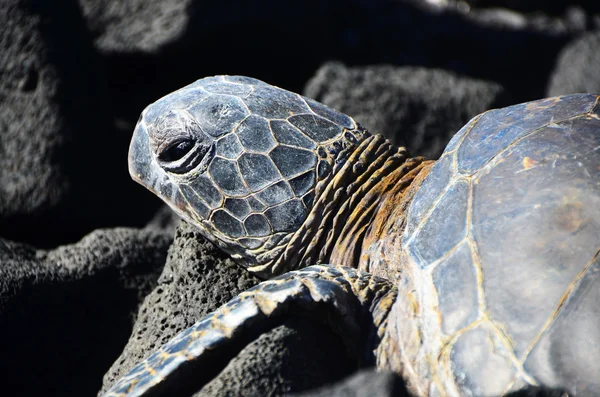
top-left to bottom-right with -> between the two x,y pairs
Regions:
402,94 -> 600,396
139,75 -> 358,251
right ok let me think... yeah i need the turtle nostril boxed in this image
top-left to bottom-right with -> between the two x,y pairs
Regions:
159,139 -> 195,162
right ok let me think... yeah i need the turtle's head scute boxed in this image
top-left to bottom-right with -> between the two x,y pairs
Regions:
129,75 -> 367,276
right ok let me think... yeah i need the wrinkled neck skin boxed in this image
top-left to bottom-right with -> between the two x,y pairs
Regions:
331,146 -> 434,282
248,132 -> 434,282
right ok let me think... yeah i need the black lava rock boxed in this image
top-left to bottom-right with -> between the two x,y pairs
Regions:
197,318 -> 354,396
547,30 -> 600,96
0,227 -> 172,396
0,0 -> 164,248
100,222 -> 353,396
304,62 -> 510,159
99,222 -> 259,393
293,369 -> 409,397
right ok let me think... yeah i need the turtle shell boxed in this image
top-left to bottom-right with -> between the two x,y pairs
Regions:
400,94 -> 600,396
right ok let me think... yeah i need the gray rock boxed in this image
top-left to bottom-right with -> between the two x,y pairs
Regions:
304,62 -> 510,159
293,369 -> 408,397
100,221 -> 260,393
0,227 -> 171,397
198,318 -> 353,397
0,0 -> 162,247
79,0 -> 190,53
101,221 -> 355,396
469,5 -> 589,33
547,30 -> 600,96
0,0 -> 82,240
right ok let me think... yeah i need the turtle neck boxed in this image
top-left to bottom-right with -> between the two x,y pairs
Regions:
248,132 -> 433,279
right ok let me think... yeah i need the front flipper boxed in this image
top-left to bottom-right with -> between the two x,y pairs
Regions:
103,265 -> 397,397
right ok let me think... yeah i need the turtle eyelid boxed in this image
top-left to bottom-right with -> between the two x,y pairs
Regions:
156,131 -> 193,153
158,138 -> 195,163
157,138 -> 215,175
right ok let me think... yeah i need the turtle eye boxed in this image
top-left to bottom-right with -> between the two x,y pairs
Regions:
159,139 -> 195,162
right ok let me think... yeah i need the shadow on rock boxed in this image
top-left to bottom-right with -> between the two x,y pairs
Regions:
0,227 -> 171,396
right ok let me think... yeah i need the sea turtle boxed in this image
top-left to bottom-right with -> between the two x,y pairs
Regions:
106,76 -> 600,397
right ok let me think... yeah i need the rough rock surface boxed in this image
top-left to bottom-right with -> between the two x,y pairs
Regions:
0,0 -> 162,248
0,227 -> 171,397
198,318 -> 354,396
101,222 -> 354,395
304,62 -> 510,159
79,0 -> 190,52
294,370 -> 409,397
100,222 -> 259,392
547,30 -> 600,96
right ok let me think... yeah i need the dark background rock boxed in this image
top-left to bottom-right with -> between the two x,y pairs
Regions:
80,0 -> 584,147
304,62 -> 510,159
0,227 -> 171,396
100,222 -> 260,393
460,0 -> 600,15
198,318 -> 354,396
2,0 -> 600,395
547,30 -> 600,96
79,0 -> 190,52
0,0 -> 163,248
100,222 -> 354,396
293,370 -> 409,397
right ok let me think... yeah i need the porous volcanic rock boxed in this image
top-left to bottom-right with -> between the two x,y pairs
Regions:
197,318 -> 354,396
0,227 -> 171,397
100,222 -> 259,393
100,221 -> 354,395
293,369 -> 408,397
0,0 -> 163,247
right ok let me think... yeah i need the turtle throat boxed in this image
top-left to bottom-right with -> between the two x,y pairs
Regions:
249,133 -> 430,278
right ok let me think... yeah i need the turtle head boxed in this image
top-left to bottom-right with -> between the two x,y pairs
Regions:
129,75 -> 369,277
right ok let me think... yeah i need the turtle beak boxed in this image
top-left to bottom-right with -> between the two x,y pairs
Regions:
128,119 -> 188,216
128,120 -> 154,190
